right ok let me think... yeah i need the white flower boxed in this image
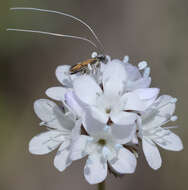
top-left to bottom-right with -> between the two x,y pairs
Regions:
64,90 -> 83,117
138,95 -> 183,170
45,66 -> 85,117
70,110 -> 137,184
55,65 -> 78,88
72,60 -> 159,126
122,56 -> 151,91
29,99 -> 81,172
45,61 -> 83,102
45,65 -> 73,102
46,55 -> 151,104
45,53 -> 104,103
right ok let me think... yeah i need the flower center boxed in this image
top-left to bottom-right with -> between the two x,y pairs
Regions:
97,139 -> 106,146
105,108 -> 111,114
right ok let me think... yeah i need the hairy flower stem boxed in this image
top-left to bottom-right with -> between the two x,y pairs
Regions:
98,181 -> 105,190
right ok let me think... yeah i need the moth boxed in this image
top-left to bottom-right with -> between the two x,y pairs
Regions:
69,54 -> 106,74
7,7 -> 107,74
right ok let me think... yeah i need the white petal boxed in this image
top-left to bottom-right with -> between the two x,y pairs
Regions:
56,65 -> 72,87
45,87 -> 68,101
84,153 -> 107,184
35,99 -> 75,130
65,90 -> 108,124
34,99 -> 62,130
124,63 -> 141,81
89,106 -> 108,124
156,95 -> 176,116
109,147 -> 137,174
29,130 -> 62,155
121,92 -> 147,111
126,77 -> 151,91
111,111 -> 137,125
111,124 -> 136,144
154,129 -> 183,151
134,88 -> 160,100
103,60 -> 127,96
73,75 -> 102,105
83,107 -> 106,136
70,135 -> 90,160
54,140 -> 72,172
71,119 -> 82,142
134,88 -> 160,109
122,88 -> 159,111
132,133 -> 139,144
64,91 -> 83,117
34,99 -> 56,122
141,95 -> 176,130
142,137 -> 162,170
141,109 -> 166,129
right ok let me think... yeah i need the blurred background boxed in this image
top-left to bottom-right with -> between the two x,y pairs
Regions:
1,0 -> 187,189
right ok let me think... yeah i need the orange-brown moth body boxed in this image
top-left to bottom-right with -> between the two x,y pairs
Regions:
70,55 -> 106,74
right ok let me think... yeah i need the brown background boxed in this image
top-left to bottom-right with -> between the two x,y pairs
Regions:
1,0 -> 187,190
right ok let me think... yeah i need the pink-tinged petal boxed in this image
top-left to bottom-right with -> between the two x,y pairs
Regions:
29,130 -> 62,155
109,147 -> 137,174
124,63 -> 141,81
70,135 -> 90,160
111,111 -> 137,125
73,75 -> 102,105
64,91 -> 83,117
54,140 -> 72,172
111,124 -> 136,144
103,60 -> 127,96
142,137 -> 162,170
84,153 -> 107,184
154,128 -> 183,151
46,87 -> 68,101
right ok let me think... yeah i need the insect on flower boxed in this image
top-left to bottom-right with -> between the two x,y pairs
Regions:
7,7 -> 107,74
7,6 -> 184,186
70,54 -> 106,74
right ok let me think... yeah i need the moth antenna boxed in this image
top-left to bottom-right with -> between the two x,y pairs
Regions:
6,28 -> 98,48
10,7 -> 105,53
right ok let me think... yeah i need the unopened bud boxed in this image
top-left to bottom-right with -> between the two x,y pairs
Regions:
123,55 -> 129,63
138,61 -> 147,70
170,115 -> 178,122
91,51 -> 98,58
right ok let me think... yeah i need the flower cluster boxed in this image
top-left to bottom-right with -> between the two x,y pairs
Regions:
29,54 -> 183,184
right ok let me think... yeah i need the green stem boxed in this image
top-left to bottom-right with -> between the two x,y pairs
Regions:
98,181 -> 105,190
